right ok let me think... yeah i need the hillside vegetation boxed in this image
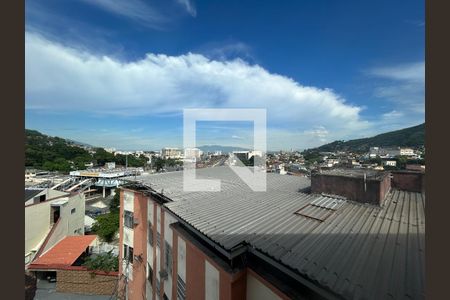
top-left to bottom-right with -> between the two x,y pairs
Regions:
309,123 -> 425,153
25,129 -> 148,172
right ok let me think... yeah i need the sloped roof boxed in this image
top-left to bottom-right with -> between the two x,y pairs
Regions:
165,187 -> 425,300
29,235 -> 97,270
24,189 -> 42,201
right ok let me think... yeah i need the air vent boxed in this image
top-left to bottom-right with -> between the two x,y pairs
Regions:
295,197 -> 346,222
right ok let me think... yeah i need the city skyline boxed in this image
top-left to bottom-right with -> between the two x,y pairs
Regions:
25,0 -> 424,150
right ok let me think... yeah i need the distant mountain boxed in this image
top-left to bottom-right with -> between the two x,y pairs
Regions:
308,123 -> 425,153
198,145 -> 249,153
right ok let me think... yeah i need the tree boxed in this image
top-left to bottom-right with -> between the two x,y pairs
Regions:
83,251 -> 119,272
396,156 -> 408,169
109,192 -> 120,214
154,157 -> 165,171
91,212 -> 119,243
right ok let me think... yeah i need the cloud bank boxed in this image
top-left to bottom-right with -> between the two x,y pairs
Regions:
26,31 -> 371,147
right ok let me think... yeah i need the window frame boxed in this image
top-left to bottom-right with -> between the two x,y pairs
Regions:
164,241 -> 172,275
148,222 -> 154,247
123,244 -> 134,264
124,210 -> 134,229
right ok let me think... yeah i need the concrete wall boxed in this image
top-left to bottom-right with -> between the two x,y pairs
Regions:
63,193 -> 85,236
391,171 -> 425,192
56,269 -> 118,295
311,173 -> 391,205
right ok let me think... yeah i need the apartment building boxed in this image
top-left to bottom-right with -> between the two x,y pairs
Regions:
184,148 -> 202,160
118,167 -> 424,300
162,148 -> 183,160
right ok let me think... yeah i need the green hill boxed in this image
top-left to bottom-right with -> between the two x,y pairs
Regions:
25,129 -> 148,172
308,123 -> 425,153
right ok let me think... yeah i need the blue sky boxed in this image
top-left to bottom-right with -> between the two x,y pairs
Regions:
25,0 -> 424,151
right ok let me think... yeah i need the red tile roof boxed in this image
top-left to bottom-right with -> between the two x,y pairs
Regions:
29,235 -> 97,270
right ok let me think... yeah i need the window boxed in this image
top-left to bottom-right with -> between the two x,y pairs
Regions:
156,231 -> 161,248
177,275 -> 186,300
165,241 -> 172,275
155,279 -> 161,298
148,264 -> 153,284
123,245 -> 134,263
148,223 -> 154,247
124,210 -> 134,228
71,208 -> 76,214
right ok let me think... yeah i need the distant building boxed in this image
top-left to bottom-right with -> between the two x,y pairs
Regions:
369,146 -> 416,158
105,162 -> 116,169
399,148 -> 415,156
162,148 -> 182,159
383,160 -> 397,167
184,148 -> 201,160
232,150 -> 263,162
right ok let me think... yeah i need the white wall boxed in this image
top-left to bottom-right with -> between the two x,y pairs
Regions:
147,199 -> 154,268
177,237 -> 186,283
163,212 -> 177,299
246,272 -> 282,300
205,260 -> 219,300
25,201 -> 52,255
63,193 -> 85,236
164,213 -> 176,246
124,191 -> 134,212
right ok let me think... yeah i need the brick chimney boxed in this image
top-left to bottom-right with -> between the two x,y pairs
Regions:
311,169 -> 391,206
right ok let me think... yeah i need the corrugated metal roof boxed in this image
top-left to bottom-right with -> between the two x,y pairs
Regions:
129,167 -> 425,300
127,166 -> 311,201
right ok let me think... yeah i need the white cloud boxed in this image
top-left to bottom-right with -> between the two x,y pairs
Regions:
177,0 -> 197,17
26,32 -> 372,148
303,126 -> 329,143
231,135 -> 244,140
81,0 -> 167,29
369,61 -> 425,123
370,62 -> 424,83
198,41 -> 253,61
